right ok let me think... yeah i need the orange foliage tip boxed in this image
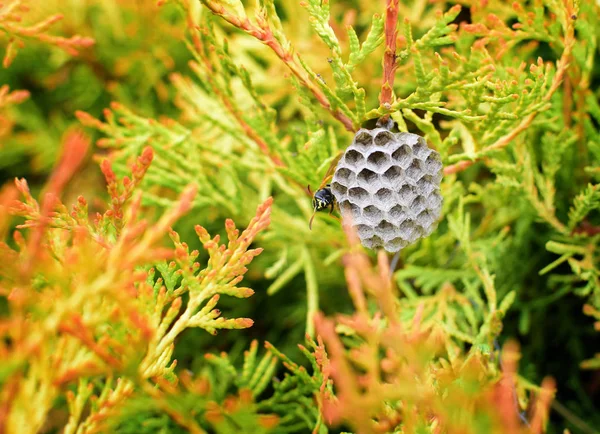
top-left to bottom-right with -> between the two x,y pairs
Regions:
236,318 -> 254,328
0,85 -> 29,104
239,388 -> 253,405
0,182 -> 19,206
170,296 -> 183,311
100,159 -> 116,184
45,129 -> 90,196
70,35 -> 95,49
176,184 -> 197,214
7,286 -> 26,303
530,377 -> 556,433
237,287 -> 255,297
139,146 -> 154,165
195,225 -> 210,242
109,101 -> 123,110
75,110 -> 104,129
257,196 -> 274,215
12,230 -> 25,247
258,414 -> 279,429
102,108 -> 113,121
463,23 -> 488,33
204,401 -> 224,423
225,217 -> 238,235
583,304 -> 599,317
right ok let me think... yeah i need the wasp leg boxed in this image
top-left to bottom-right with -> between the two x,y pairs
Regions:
308,210 -> 317,230
328,202 -> 342,223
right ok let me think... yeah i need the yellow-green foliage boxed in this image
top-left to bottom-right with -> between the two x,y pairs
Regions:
1,0 -> 600,433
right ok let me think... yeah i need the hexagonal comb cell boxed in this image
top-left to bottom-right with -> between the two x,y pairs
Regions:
398,185 -> 416,205
410,196 -> 427,215
374,130 -> 395,147
334,168 -> 355,186
417,210 -> 435,228
367,151 -> 390,170
344,149 -> 365,168
388,204 -> 407,221
386,237 -> 408,252
412,141 -> 432,160
375,220 -> 395,234
331,181 -> 348,196
391,145 -> 413,168
347,187 -> 369,206
357,168 -> 378,185
354,130 -> 373,148
406,160 -> 423,180
417,176 -> 435,196
364,235 -> 384,249
383,166 -> 403,184
329,128 -> 444,252
363,205 -> 383,222
374,188 -> 394,207
356,224 -> 374,239
424,153 -> 442,174
339,200 -> 360,216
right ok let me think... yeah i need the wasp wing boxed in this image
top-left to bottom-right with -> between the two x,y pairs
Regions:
317,151 -> 343,190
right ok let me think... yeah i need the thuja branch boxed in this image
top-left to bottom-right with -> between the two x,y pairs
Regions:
379,0 -> 399,112
443,5 -> 577,176
199,0 -> 356,131
183,31 -> 284,167
0,1 -> 94,67
219,90 -> 285,167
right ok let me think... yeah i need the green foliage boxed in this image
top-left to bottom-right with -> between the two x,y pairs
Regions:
2,0 -> 600,432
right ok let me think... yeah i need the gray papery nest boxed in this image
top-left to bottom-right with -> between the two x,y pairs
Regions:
331,127 -> 443,252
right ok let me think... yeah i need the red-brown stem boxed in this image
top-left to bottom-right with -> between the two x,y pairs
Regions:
379,0 -> 400,115
201,1 -> 355,132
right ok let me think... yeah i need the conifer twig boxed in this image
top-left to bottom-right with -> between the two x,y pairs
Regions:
184,47 -> 284,166
0,2 -> 94,67
444,5 -> 576,175
199,0 -> 356,131
378,0 -> 399,121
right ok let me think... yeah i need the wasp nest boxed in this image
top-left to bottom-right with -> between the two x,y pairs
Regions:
331,128 -> 443,252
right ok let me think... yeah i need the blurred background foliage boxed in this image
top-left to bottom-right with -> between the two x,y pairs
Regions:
1,0 -> 600,432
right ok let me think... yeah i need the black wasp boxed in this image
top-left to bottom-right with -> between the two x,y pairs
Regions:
308,152 -> 343,229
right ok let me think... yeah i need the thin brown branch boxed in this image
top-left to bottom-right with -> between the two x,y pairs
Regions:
379,0 -> 400,114
199,0 -> 355,132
